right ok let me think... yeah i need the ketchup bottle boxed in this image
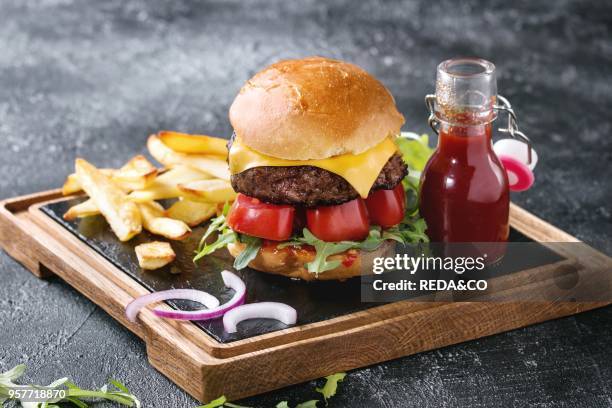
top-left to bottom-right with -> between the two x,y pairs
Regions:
420,58 -> 510,252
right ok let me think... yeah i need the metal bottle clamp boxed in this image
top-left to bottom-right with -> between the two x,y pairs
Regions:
425,94 -> 533,165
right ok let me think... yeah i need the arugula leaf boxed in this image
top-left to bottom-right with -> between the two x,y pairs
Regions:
65,396 -> 89,408
281,219 -> 429,275
194,229 -> 237,262
396,132 -> 434,216
224,402 -> 253,408
396,132 -> 433,172
0,364 -> 26,382
198,202 -> 231,250
0,364 -> 140,408
194,202 -> 238,263
195,396 -> 253,408
233,235 -> 262,270
301,230 -> 355,274
192,202 -> 262,269
109,378 -> 130,394
196,395 -> 227,408
281,229 -> 357,275
315,373 -> 346,405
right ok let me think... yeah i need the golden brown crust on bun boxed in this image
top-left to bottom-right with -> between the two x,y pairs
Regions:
229,56 -> 405,160
227,240 -> 395,281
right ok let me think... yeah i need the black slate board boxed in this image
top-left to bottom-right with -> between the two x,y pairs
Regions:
41,197 -> 563,343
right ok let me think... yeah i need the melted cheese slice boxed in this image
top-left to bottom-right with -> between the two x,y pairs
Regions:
229,137 -> 398,198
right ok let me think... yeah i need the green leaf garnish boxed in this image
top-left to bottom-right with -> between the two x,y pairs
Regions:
233,235 -> 262,270
194,202 -> 238,263
396,132 -> 433,172
396,132 -> 434,215
224,402 -> 253,408
0,364 -> 26,381
196,395 -> 227,408
315,373 -> 346,405
109,378 -> 130,394
0,364 -> 140,407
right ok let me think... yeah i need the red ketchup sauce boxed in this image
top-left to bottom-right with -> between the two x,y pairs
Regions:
420,117 -> 509,243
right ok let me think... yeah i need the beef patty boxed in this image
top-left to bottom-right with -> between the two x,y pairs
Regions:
230,153 -> 408,207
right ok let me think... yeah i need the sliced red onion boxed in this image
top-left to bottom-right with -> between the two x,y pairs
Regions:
223,302 -> 297,333
125,289 -> 220,323
153,270 -> 246,320
498,155 -> 535,192
494,139 -> 538,170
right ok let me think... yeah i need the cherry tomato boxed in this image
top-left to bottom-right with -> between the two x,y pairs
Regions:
306,198 -> 370,242
365,184 -> 406,228
227,194 -> 295,241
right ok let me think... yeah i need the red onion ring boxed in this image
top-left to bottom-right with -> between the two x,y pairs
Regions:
125,289 -> 220,323
223,302 -> 297,333
153,270 -> 246,321
499,155 -> 535,192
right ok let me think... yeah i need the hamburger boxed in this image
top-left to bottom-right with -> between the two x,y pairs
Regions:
197,56 -> 423,281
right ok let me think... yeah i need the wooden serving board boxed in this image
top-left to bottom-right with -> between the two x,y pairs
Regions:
1,189 -> 610,402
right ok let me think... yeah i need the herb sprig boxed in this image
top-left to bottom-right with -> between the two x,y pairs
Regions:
193,203 -> 262,270
196,372 -> 347,408
0,364 -> 140,407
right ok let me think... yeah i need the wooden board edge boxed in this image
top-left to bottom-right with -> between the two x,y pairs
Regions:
0,190 -> 64,277
7,191 -> 612,358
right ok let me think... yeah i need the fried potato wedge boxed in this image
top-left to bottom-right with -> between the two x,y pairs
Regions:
121,155 -> 157,173
112,155 -> 158,190
166,199 -> 217,227
128,165 -> 209,202
147,134 -> 230,180
62,173 -> 82,195
62,169 -> 114,195
135,241 -> 175,270
75,159 -> 142,241
177,179 -> 237,203
62,156 -> 157,195
158,131 -> 228,156
63,198 -> 100,220
138,202 -> 191,240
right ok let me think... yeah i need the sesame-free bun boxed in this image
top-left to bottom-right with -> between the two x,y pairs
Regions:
227,240 -> 395,281
229,57 -> 405,160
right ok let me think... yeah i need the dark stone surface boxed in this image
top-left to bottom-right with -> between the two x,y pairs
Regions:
0,0 -> 610,407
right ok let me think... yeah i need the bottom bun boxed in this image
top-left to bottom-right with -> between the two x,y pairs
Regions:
227,240 -> 396,281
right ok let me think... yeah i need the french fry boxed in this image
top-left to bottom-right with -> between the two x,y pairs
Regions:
112,155 -> 158,191
120,155 -> 157,173
138,202 -> 191,240
62,169 -> 114,195
166,199 -> 217,227
62,173 -> 82,195
147,134 -> 230,180
177,179 -> 237,203
135,241 -> 175,270
62,156 -> 157,195
128,165 -> 209,202
75,158 -> 142,241
158,131 -> 228,156
63,198 -> 100,220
